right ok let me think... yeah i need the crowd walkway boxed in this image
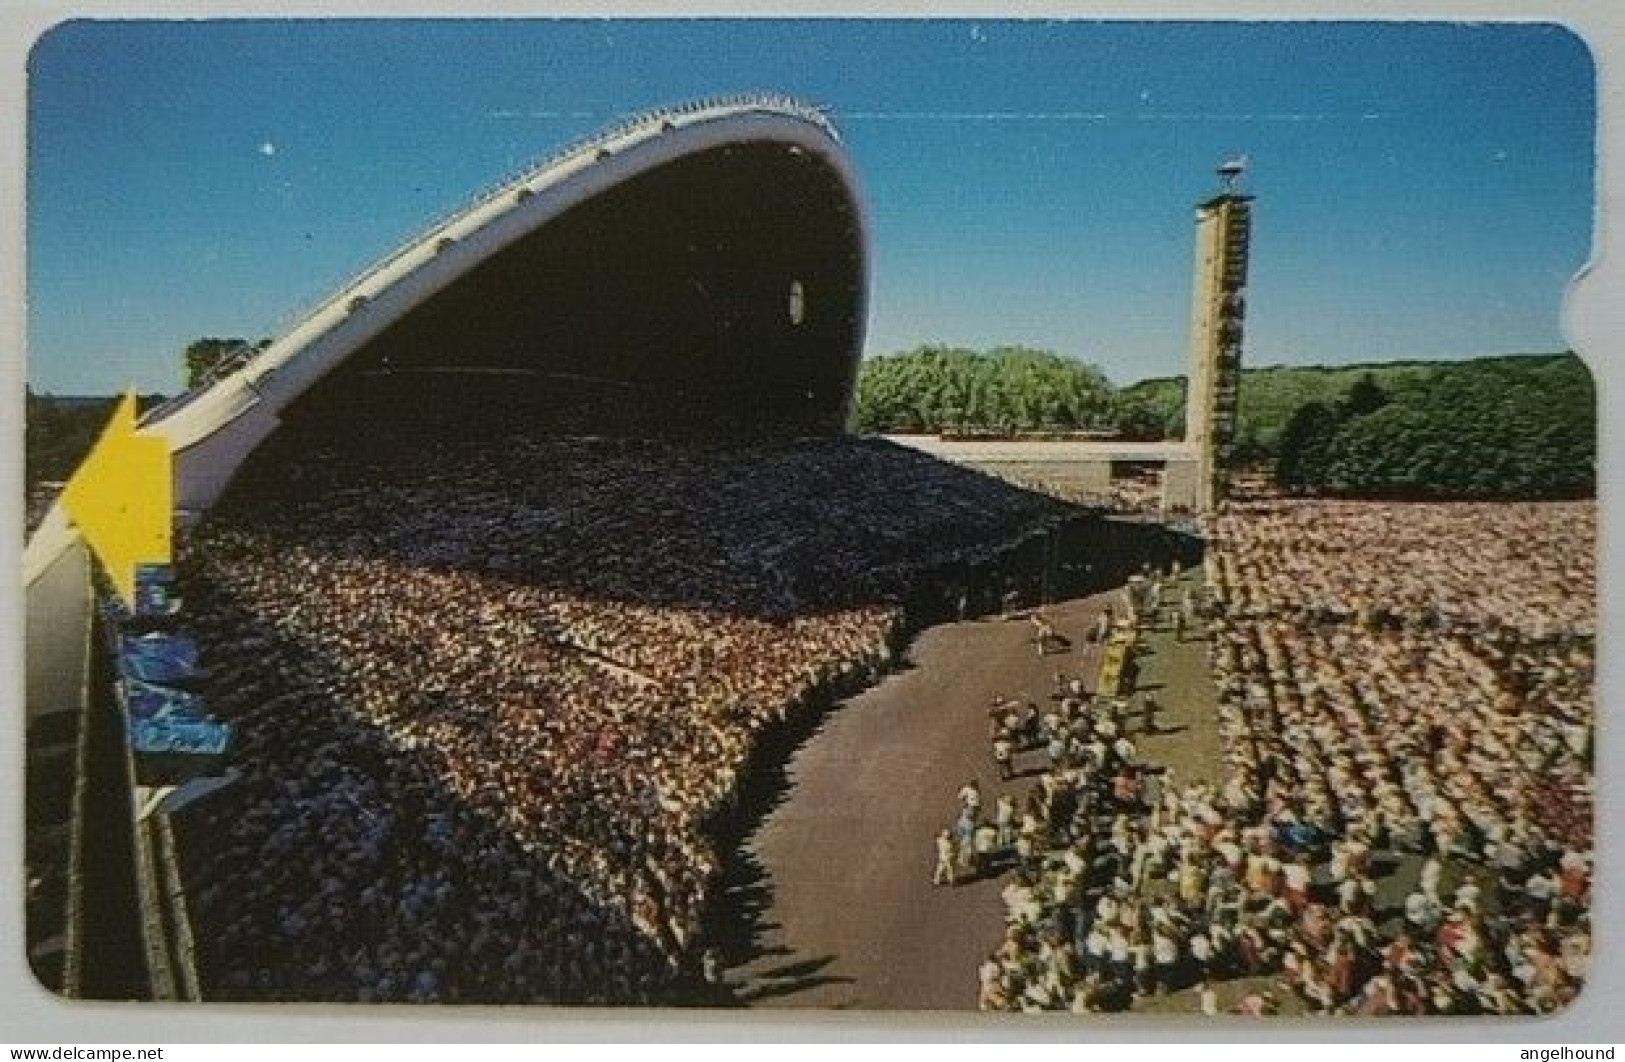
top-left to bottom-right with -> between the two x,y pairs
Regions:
730,571 -> 1224,1009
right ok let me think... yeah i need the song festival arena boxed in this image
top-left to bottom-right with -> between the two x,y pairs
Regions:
24,77 -> 1593,1017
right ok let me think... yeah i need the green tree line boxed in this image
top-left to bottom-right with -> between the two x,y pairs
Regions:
1118,359 -> 1443,461
1275,356 -> 1594,498
856,347 -> 1594,499
852,345 -> 1126,435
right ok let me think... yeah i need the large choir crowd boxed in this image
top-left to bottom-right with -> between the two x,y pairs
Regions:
175,432 -> 1077,1003
972,499 -> 1594,1016
156,410 -> 1596,1017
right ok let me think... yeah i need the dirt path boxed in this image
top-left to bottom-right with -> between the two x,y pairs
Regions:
721,583 -> 1189,1008
725,595 -> 1105,1008
721,568 -> 1232,1011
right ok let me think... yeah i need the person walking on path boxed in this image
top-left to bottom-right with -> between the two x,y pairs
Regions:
957,809 -> 980,876
1031,612 -> 1056,657
958,778 -> 983,819
933,829 -> 959,887
993,734 -> 1015,780
995,793 -> 1018,848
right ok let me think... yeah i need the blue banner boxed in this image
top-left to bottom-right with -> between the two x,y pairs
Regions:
121,676 -> 210,725
130,717 -> 233,756
119,632 -> 201,685
132,563 -> 181,618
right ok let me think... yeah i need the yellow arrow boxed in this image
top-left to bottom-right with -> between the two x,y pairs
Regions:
60,391 -> 173,607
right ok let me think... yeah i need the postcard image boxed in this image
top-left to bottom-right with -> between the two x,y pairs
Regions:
22,18 -> 1595,1016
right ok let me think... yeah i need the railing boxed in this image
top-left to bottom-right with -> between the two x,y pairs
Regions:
141,342 -> 262,424
141,93 -> 837,426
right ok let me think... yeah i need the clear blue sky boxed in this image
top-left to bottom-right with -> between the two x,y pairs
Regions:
26,19 -> 1595,395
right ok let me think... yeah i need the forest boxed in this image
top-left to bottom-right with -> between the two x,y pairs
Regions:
851,345 -> 1119,436
1270,355 -> 1594,499
855,346 -> 1594,499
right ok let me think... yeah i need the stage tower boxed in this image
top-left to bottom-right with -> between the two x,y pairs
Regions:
1184,156 -> 1253,511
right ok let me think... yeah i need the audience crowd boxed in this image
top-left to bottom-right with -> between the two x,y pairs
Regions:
175,432 -> 1078,1003
1209,501 -> 1594,639
971,499 -> 1593,1016
1001,471 -> 1168,517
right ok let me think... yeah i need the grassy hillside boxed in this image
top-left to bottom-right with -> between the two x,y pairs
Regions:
1118,354 -> 1581,462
